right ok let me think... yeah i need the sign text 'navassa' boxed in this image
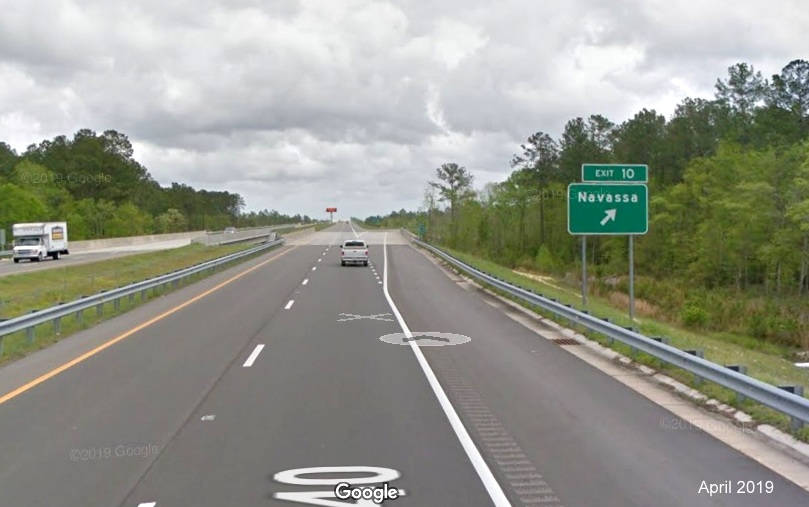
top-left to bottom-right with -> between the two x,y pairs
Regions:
576,191 -> 640,203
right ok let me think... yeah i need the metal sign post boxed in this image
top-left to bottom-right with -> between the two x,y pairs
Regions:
629,235 -> 635,323
582,236 -> 587,307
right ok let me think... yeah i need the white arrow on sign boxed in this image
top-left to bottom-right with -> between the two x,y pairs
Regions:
600,209 -> 617,226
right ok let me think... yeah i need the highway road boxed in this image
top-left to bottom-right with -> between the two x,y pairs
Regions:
1,222 -> 808,506
0,239 -> 193,278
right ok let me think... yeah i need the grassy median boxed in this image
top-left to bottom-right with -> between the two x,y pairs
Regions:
431,245 -> 809,442
0,242 -> 277,366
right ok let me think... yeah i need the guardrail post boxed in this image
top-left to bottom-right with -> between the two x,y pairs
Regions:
650,336 -> 669,345
778,386 -> 805,431
75,297 -> 84,325
141,289 -> 146,301
129,293 -> 135,304
0,321 -> 7,355
726,365 -> 748,403
625,327 -> 639,356
685,349 -> 705,385
114,297 -> 120,311
54,316 -> 61,335
96,302 -> 103,318
172,279 -> 178,289
563,304 -> 574,327
26,310 -> 37,344
602,318 -> 613,345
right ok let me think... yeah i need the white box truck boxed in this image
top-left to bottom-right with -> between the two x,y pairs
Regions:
12,222 -> 69,263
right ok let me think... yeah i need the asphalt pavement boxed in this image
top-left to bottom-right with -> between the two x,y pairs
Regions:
0,222 -> 807,506
0,239 -> 193,278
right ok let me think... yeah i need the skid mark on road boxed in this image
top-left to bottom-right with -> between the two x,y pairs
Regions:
427,351 -> 566,506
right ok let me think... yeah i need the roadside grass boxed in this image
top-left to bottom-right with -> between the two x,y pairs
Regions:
0,242 -> 277,366
436,245 -> 809,442
313,222 -> 336,231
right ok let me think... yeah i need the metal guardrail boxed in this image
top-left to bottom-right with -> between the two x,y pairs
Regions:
194,227 -> 286,246
206,223 -> 303,235
0,238 -> 286,350
219,232 -> 277,246
405,233 -> 809,429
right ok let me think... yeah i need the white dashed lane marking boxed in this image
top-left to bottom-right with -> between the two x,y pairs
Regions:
243,344 -> 265,367
285,300 -> 294,310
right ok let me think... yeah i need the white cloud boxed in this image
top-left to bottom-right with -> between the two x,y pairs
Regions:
0,0 -> 805,219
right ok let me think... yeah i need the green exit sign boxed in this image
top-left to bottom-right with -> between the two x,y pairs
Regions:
568,183 -> 648,235
582,164 -> 648,183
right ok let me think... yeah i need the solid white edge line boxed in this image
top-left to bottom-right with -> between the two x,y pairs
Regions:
285,300 -> 294,310
243,344 -> 265,367
302,279 -> 309,285
137,503 -> 156,507
381,232 -> 512,506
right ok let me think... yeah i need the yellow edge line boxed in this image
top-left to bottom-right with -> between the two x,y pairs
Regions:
0,245 -> 298,405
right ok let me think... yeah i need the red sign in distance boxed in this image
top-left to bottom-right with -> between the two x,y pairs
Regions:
326,207 -> 337,212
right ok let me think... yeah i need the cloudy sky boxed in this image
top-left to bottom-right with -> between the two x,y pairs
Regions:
1,0 -> 807,220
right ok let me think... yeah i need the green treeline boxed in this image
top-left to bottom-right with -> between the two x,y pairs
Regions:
0,129 -> 313,240
365,60 -> 809,349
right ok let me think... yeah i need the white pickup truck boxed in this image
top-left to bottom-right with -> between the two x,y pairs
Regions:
341,239 -> 368,266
